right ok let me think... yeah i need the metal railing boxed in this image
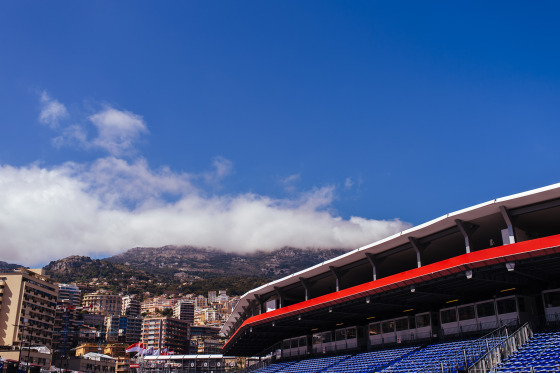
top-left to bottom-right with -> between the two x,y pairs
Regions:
467,322 -> 533,373
417,324 -> 515,373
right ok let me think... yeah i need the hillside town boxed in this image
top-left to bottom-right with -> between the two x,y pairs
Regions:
0,268 -> 240,372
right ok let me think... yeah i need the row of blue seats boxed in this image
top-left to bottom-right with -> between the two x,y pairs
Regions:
381,336 -> 505,373
253,346 -> 418,373
255,335 -> 504,373
324,347 -> 418,373
282,355 -> 350,373
494,331 -> 560,372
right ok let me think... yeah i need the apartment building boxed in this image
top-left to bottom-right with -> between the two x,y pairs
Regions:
52,283 -> 83,356
121,295 -> 141,317
104,315 -> 143,343
141,317 -> 190,354
82,293 -> 122,316
0,269 -> 58,349
172,301 -> 194,325
57,284 -> 81,306
140,297 -> 174,314
208,291 -> 217,304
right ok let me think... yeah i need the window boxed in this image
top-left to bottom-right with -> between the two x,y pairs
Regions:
335,329 -> 346,341
476,302 -> 496,318
440,309 -> 457,324
543,291 -> 560,308
381,321 -> 394,334
395,318 -> 409,331
497,298 -> 517,314
415,314 -> 431,328
458,305 -> 475,321
290,339 -> 298,348
299,337 -> 306,347
312,333 -> 322,345
369,323 -> 381,336
346,327 -> 357,339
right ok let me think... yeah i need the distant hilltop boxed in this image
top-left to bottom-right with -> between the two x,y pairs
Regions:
43,246 -> 348,298
110,245 -> 347,278
0,261 -> 26,271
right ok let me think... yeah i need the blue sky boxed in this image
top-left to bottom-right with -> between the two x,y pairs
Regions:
1,1 -> 559,266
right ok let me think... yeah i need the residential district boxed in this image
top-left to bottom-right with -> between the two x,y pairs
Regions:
0,268 -> 241,372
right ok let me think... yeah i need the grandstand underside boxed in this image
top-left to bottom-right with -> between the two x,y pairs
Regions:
225,235 -> 560,356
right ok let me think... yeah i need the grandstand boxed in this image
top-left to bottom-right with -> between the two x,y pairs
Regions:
220,183 -> 560,372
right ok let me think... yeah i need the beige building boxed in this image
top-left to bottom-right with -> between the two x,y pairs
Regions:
140,296 -> 174,314
82,293 -> 122,316
75,342 -> 101,357
0,269 -> 58,349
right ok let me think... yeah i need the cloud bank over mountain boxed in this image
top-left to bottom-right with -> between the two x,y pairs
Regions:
0,93 -> 410,267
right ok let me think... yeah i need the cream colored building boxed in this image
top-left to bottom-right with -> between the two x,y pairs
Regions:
0,268 -> 58,349
81,293 -> 122,316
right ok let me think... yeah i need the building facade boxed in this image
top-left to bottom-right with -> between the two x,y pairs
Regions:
140,297 -> 174,315
105,315 -> 143,343
173,301 -> 194,324
141,317 -> 190,354
121,295 -> 141,317
57,284 -> 81,306
82,293 -> 122,316
0,269 -> 58,349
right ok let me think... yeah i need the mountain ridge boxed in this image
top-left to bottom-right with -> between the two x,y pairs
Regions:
43,246 -> 348,298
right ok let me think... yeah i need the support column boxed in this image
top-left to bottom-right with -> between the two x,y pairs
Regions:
299,277 -> 310,301
500,205 -> 517,244
329,266 -> 341,292
365,253 -> 377,281
240,305 -> 249,320
456,219 -> 473,253
254,294 -> 265,314
274,287 -> 285,309
408,237 -> 423,268
250,299 -> 260,317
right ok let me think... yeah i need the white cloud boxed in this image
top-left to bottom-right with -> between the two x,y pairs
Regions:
39,91 -> 68,128
0,160 -> 410,267
11,94 -> 411,267
89,107 -> 148,156
203,156 -> 234,186
52,125 -> 88,149
281,173 -> 301,193
344,177 -> 354,189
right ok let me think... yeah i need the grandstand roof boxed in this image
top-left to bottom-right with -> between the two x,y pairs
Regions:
223,183 -> 560,338
223,234 -> 560,355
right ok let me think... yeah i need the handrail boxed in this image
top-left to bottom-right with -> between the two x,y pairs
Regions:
467,322 -> 532,373
424,323 -> 513,373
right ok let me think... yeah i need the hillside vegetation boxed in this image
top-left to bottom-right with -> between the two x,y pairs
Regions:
43,246 -> 347,298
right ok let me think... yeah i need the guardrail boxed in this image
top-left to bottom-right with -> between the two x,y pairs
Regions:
467,322 -> 532,373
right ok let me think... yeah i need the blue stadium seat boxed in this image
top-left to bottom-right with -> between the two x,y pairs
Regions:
494,331 -> 560,373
